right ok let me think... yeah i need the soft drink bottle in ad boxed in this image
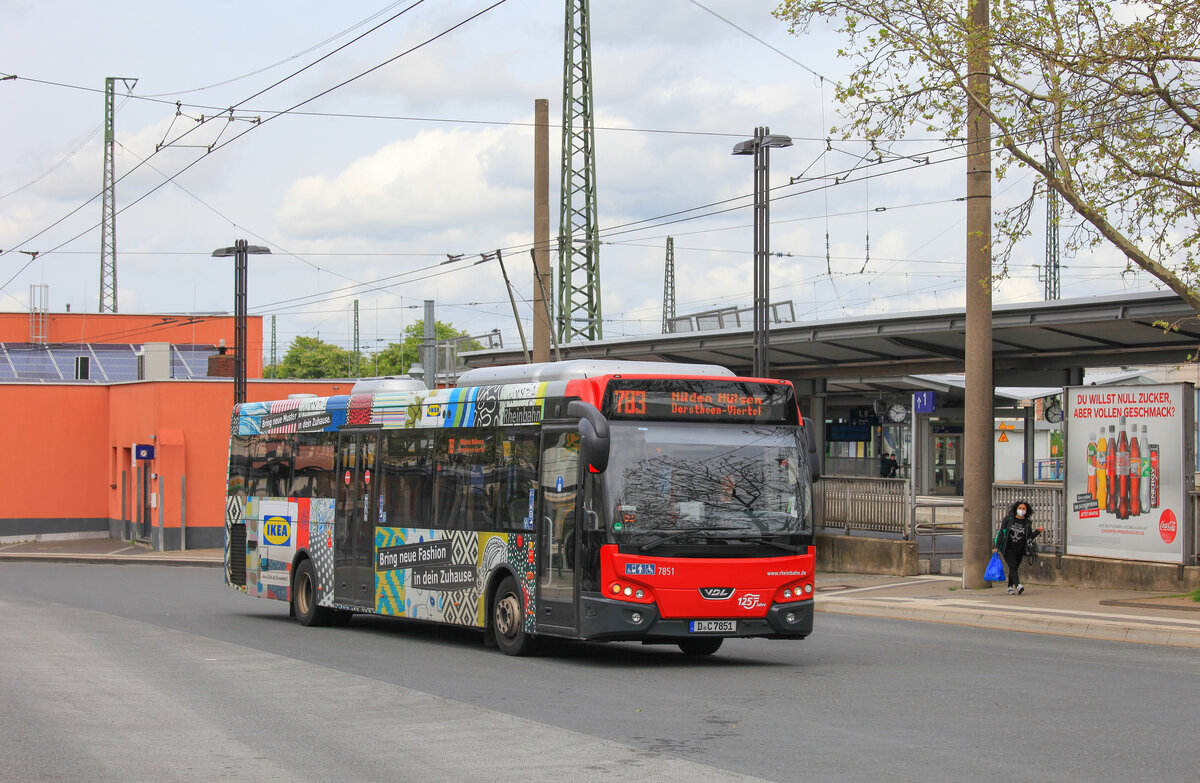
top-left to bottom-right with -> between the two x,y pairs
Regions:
1129,427 -> 1141,516
1106,424 -> 1118,514
1150,444 -> 1160,509
1116,418 -> 1130,519
1096,430 -> 1108,509
1140,425 -> 1151,513
1087,433 -> 1097,500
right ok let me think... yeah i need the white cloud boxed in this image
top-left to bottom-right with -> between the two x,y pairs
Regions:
276,125 -> 526,243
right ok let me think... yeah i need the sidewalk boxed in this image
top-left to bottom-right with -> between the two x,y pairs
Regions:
817,571 -> 1200,648
0,537 -> 222,567
2,537 -> 1198,649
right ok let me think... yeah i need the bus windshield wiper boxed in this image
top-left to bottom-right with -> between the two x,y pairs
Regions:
637,526 -> 745,553
709,533 -> 804,553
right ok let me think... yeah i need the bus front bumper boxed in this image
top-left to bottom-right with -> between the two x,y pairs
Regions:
576,595 -> 813,642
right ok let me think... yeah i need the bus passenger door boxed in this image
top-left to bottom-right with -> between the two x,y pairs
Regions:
335,429 -> 379,608
536,426 -> 580,633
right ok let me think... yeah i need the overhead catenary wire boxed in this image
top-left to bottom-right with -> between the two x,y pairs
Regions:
0,0 -> 509,296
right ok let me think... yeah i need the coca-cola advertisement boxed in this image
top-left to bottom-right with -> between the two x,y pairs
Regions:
1064,383 -> 1194,563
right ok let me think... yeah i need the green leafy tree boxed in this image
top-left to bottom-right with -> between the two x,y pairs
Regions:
775,0 -> 1200,312
370,321 -> 485,376
275,336 -> 353,379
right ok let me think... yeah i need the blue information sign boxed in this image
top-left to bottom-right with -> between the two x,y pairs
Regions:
912,391 -> 936,414
135,444 -> 156,460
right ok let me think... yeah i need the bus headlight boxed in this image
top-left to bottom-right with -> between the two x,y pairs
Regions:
776,581 -> 813,603
608,582 -> 654,603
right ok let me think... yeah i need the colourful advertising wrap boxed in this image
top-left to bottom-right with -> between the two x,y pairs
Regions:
1064,383 -> 1195,563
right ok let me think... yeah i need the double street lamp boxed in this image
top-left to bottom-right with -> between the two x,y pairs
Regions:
212,240 -> 271,405
733,127 -> 792,379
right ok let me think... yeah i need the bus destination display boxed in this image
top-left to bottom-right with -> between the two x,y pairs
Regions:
603,379 -> 796,424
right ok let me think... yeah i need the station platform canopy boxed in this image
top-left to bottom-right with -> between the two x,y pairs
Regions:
463,290 -> 1199,389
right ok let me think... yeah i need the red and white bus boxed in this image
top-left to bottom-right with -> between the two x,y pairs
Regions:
225,360 -> 817,656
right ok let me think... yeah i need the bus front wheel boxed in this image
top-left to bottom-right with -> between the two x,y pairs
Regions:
678,638 -> 723,656
493,576 -> 536,656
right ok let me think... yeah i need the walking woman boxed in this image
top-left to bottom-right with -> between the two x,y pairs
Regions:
993,500 -> 1043,595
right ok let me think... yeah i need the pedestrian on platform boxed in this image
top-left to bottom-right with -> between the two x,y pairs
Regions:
993,500 -> 1043,595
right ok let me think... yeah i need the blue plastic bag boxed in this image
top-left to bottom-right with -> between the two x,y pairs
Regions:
984,551 -> 1006,582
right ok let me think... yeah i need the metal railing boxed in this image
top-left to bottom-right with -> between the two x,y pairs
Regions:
815,476 -> 909,535
992,484 -> 1064,554
815,476 -> 1067,554
815,477 -> 1200,564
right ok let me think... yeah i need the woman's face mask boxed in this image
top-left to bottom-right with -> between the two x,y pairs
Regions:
1017,508 -> 1027,518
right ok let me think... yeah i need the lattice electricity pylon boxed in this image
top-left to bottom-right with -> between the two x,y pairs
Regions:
100,76 -> 136,313
352,299 -> 361,377
557,0 -> 602,343
1044,156 -> 1061,301
662,237 -> 676,333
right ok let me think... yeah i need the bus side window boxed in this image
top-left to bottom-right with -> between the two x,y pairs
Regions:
433,428 -> 496,531
289,433 -> 336,499
382,430 -> 432,527
228,434 -> 252,498
497,427 -> 538,530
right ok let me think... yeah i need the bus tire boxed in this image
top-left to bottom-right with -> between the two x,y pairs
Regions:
678,638 -> 723,656
493,576 -> 536,656
293,558 -> 331,627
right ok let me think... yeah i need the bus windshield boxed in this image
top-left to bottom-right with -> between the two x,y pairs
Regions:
603,421 -> 811,545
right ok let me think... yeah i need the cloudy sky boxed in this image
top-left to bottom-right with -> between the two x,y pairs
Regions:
0,0 -> 1164,357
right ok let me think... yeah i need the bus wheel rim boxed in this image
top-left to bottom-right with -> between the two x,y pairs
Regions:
297,573 -> 311,615
496,592 -> 520,638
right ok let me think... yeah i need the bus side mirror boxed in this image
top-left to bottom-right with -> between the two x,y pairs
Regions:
567,400 -> 610,474
802,416 -> 821,482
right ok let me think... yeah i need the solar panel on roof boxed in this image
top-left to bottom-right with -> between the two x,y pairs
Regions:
8,349 -> 61,379
0,342 -> 220,381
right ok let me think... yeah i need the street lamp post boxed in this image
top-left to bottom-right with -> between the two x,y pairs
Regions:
212,240 -> 271,405
733,127 -> 792,379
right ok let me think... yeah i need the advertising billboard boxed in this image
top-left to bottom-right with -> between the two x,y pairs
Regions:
1064,383 -> 1194,563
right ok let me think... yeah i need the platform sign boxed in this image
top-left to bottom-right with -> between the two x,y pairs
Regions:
1064,383 -> 1194,563
912,391 -> 935,414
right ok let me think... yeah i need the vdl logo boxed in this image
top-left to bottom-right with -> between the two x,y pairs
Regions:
263,516 -> 292,546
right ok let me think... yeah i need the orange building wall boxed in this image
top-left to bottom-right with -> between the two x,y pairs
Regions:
0,385 -> 111,527
0,378 -> 345,548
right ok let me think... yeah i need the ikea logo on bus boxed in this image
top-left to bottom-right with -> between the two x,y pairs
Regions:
262,516 -> 292,546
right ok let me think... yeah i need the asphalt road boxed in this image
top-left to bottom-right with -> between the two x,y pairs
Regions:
1,563 -> 1197,782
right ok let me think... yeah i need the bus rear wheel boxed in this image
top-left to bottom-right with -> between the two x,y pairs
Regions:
293,559 -> 335,627
678,638 -> 723,656
493,576 -> 536,656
